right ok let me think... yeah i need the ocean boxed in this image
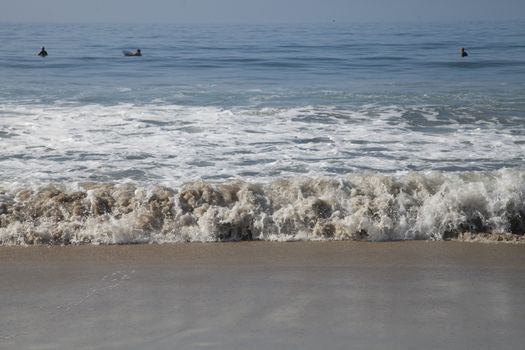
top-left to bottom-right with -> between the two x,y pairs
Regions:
1,21 -> 524,244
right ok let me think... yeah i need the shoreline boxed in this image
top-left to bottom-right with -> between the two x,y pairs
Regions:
3,240 -> 525,268
2,239 -> 525,261
2,241 -> 525,349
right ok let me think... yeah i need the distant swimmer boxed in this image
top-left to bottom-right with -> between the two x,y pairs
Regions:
38,46 -> 48,57
124,49 -> 142,57
461,48 -> 468,57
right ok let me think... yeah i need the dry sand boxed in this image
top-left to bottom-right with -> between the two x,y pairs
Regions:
1,241 -> 525,349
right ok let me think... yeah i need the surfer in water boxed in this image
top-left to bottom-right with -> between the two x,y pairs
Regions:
461,48 -> 468,57
124,49 -> 142,56
38,46 -> 48,57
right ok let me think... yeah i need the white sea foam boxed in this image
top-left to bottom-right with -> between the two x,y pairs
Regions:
0,103 -> 523,185
0,170 -> 523,245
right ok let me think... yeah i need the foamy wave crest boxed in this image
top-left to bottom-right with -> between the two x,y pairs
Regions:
1,170 -> 524,245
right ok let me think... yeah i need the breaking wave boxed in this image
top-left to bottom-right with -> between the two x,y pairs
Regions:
1,169 -> 524,245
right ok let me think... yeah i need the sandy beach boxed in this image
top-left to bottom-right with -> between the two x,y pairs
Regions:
1,241 -> 525,350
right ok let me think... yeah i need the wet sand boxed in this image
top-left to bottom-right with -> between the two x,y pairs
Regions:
1,241 -> 525,350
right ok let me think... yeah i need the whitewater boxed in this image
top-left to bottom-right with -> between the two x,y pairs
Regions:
0,170 -> 523,244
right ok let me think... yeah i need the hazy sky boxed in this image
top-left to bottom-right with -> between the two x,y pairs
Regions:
1,0 -> 524,23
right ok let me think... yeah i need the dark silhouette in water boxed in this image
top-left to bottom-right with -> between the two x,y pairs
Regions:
461,48 -> 468,57
124,49 -> 142,57
38,47 -> 48,57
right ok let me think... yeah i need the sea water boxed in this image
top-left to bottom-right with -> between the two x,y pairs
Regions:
0,21 -> 524,243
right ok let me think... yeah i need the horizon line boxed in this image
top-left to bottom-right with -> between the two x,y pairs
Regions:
1,18 -> 524,26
